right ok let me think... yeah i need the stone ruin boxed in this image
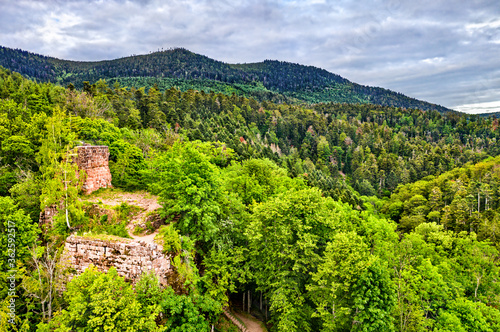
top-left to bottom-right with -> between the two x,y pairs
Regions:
63,235 -> 171,284
39,145 -> 112,225
39,204 -> 60,226
76,145 -> 112,195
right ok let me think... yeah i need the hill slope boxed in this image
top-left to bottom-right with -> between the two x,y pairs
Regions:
0,45 -> 452,112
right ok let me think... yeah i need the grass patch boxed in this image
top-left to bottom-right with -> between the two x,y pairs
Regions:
114,201 -> 143,220
215,315 -> 240,332
76,201 -> 143,238
82,187 -> 127,200
133,225 -> 146,236
79,232 -> 132,243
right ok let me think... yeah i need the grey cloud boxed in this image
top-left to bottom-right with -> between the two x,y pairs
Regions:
0,0 -> 499,111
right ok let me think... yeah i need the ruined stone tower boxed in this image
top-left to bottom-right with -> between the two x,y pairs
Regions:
76,145 -> 112,195
39,145 -> 113,225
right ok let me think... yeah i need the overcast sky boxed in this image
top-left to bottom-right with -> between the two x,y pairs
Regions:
1,0 -> 499,113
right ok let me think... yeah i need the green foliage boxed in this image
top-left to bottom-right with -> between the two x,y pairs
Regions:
109,139 -> 146,190
435,298 -> 500,332
0,47 -> 452,111
158,224 -> 182,255
308,232 -> 375,331
146,141 -> 222,243
202,247 -> 247,306
0,197 -> 39,294
222,158 -> 305,206
246,188 -> 366,331
2,55 -> 500,332
39,266 -> 157,332
171,236 -> 200,292
382,155 -> 500,244
9,171 -> 42,222
160,287 -> 220,332
75,201 -> 137,238
351,262 -> 396,332
37,107 -> 83,234
72,117 -> 121,146
135,271 -> 164,322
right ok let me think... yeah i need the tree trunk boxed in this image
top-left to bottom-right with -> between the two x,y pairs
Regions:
475,274 -> 482,299
248,290 -> 251,313
243,292 -> 245,312
478,190 -> 480,213
64,168 -> 71,229
260,291 -> 262,311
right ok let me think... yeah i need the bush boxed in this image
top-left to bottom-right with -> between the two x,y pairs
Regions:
158,224 -> 181,255
109,139 -> 146,190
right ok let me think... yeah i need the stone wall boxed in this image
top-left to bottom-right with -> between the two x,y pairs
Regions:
76,145 -> 112,195
64,235 -> 171,284
39,204 -> 60,227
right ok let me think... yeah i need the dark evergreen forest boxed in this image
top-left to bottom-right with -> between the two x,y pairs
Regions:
0,46 -> 452,112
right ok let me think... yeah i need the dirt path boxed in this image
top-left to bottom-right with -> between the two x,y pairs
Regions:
233,312 -> 266,332
131,231 -> 158,243
84,190 -> 161,243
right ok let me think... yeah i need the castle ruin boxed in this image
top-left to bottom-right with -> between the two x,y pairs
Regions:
64,235 -> 171,284
76,145 -> 112,195
39,145 -> 113,225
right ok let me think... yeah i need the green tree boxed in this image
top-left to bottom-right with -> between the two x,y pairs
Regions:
308,232 -> 376,331
145,141 -> 222,243
108,139 -> 146,190
246,188 -> 357,332
159,287 -> 220,332
351,261 -> 396,332
39,266 -> 157,332
36,107 -> 83,231
0,197 -> 39,296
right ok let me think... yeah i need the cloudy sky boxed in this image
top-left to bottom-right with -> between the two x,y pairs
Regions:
1,0 -> 499,113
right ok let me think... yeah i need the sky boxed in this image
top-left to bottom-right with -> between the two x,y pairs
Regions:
1,0 -> 499,113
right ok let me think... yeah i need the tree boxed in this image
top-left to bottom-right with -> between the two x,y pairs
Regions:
108,139 -> 146,190
37,107 -> 83,232
435,298 -> 500,332
22,243 -> 65,323
351,261 -> 396,332
308,232 -> 377,331
146,141 -> 222,243
245,188 -> 358,332
0,197 -> 39,296
39,266 -> 157,332
159,287 -> 220,332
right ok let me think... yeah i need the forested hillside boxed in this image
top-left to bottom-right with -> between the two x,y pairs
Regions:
0,45 -> 452,111
1,65 -> 499,331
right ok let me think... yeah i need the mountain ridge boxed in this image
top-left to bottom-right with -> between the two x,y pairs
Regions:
0,45 -> 453,112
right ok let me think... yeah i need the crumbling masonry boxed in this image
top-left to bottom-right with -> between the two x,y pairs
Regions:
39,145 -> 113,225
64,235 -> 171,284
76,145 -> 112,195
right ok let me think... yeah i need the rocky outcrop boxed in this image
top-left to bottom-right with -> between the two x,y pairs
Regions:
76,145 -> 112,195
63,235 -> 171,284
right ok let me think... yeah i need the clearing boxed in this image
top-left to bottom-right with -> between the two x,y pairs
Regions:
83,188 -> 162,243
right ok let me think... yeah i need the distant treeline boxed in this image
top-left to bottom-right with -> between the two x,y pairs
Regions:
0,45 -> 451,112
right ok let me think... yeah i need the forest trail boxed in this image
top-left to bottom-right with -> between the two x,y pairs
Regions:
84,190 -> 161,243
232,311 -> 266,332
130,231 -> 158,243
